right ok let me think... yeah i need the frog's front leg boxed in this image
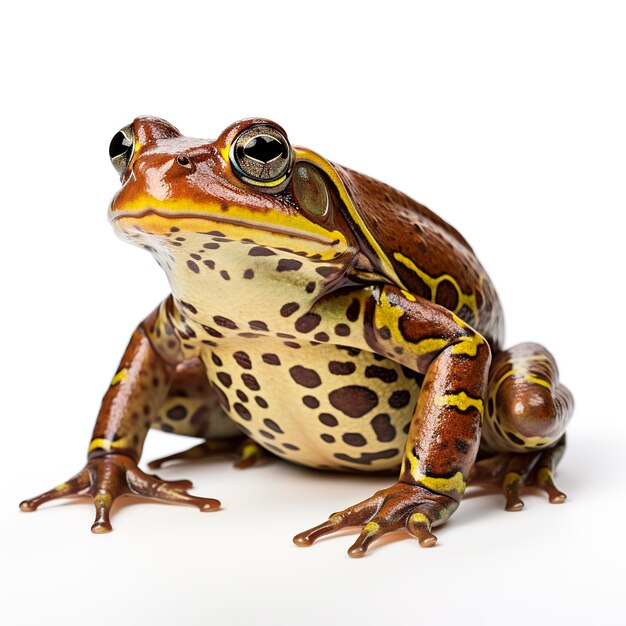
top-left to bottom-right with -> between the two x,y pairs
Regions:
294,286 -> 491,556
20,297 -> 220,532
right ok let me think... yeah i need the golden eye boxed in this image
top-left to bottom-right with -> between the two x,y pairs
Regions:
292,162 -> 329,217
231,124 -> 292,189
109,123 -> 134,179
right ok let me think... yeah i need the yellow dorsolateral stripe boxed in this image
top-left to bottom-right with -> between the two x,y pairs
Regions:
435,392 -> 484,415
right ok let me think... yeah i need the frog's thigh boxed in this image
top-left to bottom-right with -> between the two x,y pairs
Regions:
153,358 -> 241,439
482,343 -> 573,453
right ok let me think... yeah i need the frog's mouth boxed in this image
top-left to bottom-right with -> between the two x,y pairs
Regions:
109,204 -> 351,261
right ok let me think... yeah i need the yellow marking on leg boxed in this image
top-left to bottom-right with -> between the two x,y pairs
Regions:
503,472 -> 521,489
88,437 -> 131,454
536,467 -> 553,485
363,521 -> 380,534
240,442 -> 258,461
394,252 -> 479,321
435,391 -> 484,415
409,513 -> 430,525
110,368 -> 128,386
416,471 -> 467,497
93,492 -> 113,508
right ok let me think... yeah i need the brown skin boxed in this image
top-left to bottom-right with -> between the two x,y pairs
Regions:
21,117 -> 573,556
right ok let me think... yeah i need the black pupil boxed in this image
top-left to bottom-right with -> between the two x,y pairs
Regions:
243,135 -> 285,163
109,131 -> 132,160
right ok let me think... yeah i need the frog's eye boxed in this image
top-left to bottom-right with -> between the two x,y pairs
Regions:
230,124 -> 292,190
292,163 -> 329,218
109,124 -> 134,178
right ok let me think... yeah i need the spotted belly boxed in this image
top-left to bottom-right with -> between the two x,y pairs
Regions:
201,341 -> 421,472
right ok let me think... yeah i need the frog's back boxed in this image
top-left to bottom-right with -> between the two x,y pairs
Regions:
336,165 -> 504,348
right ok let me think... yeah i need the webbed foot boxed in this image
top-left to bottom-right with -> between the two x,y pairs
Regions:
19,453 -> 220,533
148,437 -> 268,470
471,437 -> 566,511
294,482 -> 459,558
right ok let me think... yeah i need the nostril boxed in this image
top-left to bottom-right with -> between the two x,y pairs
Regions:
176,155 -> 191,168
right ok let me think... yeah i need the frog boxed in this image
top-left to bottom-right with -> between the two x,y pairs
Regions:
20,116 -> 574,557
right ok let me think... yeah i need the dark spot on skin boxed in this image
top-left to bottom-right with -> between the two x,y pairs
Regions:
203,260 -> 215,269
436,280 -> 459,311
211,352 -> 222,366
488,397 -> 494,417
337,346 -> 361,356
186,260 -> 200,273
343,432 -> 367,447
190,253 -> 201,260
180,301 -> 197,314
161,424 -> 175,433
254,396 -> 268,408
302,395 -> 320,408
378,326 -> 391,340
289,365 -> 322,388
263,418 -> 283,433
238,333 -> 261,338
334,323 -> 350,336
243,269 -> 254,279
284,342 -> 301,349
328,361 -> 356,375
329,386 -> 379,417
237,389 -> 249,402
388,390 -> 411,409
295,312 -> 322,333
166,405 -> 187,421
403,422 -> 411,434
213,316 -> 238,329
280,302 -> 300,317
277,333 -> 295,338
233,351 -> 252,369
259,430 -> 275,440
365,365 -> 398,383
234,403 -> 252,421
315,266 -> 336,277
305,282 -> 316,293
455,439 -> 470,453
213,237 -> 232,242
249,246 -> 276,256
217,372 -> 232,388
175,237 -> 186,242
170,227 -> 180,232
203,242 -> 220,249
249,320 -> 269,331
213,386 -> 230,411
262,353 -> 281,365
220,270 -> 230,280
321,434 -> 335,443
346,299 -> 360,322
314,332 -> 329,342
283,443 -> 300,451
265,444 -> 283,454
277,259 -> 303,272
507,431 -> 526,446
334,449 -> 400,465
319,413 -> 338,427
370,414 -> 396,442
242,374 -> 260,391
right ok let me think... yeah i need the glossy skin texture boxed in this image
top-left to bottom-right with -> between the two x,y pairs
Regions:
21,118 -> 574,555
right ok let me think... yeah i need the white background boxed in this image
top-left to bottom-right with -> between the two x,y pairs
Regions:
1,1 -> 625,624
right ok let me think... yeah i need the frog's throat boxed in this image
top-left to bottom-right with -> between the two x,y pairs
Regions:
111,207 -> 337,247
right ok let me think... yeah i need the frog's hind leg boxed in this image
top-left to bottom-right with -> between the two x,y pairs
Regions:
148,359 -> 267,470
475,343 -> 573,510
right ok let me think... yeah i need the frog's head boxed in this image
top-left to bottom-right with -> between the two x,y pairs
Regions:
108,117 -> 380,280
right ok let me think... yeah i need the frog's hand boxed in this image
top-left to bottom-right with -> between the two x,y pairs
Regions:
148,436 -> 270,470
295,285 -> 490,556
20,453 -> 219,533
295,482 -> 458,556
20,296 -> 220,532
